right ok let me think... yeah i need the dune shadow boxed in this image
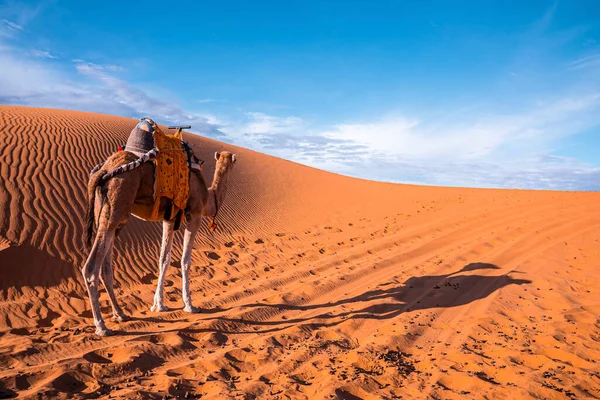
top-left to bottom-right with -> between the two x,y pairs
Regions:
0,243 -> 78,291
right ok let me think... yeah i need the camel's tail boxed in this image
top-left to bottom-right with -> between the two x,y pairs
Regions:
85,171 -> 105,247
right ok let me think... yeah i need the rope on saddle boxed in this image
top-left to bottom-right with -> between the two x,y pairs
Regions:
90,162 -> 105,176
92,148 -> 158,184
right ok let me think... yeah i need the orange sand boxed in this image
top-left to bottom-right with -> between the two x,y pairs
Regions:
0,105 -> 598,399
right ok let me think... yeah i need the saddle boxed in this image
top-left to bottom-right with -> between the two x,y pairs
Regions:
125,118 -> 202,227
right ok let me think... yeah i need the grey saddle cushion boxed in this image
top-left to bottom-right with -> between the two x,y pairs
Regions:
126,119 -> 156,156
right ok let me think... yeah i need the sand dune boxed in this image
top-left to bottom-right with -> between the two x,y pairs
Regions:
0,105 -> 599,399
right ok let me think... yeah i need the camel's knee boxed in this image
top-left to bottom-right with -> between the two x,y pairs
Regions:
81,264 -> 92,280
81,264 -> 100,286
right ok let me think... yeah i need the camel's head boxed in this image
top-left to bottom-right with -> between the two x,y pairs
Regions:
214,151 -> 237,172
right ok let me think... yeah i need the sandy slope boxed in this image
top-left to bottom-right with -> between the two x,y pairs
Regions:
0,105 -> 598,399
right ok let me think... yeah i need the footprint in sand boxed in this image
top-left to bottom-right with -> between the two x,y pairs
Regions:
205,251 -> 221,261
141,273 -> 157,284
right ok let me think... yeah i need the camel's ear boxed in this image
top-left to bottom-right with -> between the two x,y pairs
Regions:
214,151 -> 220,161
232,154 -> 237,164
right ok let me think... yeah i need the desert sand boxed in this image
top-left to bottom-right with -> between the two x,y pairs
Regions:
0,105 -> 598,399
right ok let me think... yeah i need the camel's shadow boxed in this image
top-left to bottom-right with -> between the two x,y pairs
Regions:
128,262 -> 531,336
203,262 -> 531,333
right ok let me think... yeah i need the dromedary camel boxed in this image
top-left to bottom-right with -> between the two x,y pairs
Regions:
83,148 -> 236,336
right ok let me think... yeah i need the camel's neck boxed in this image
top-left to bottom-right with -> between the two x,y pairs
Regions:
206,164 -> 231,215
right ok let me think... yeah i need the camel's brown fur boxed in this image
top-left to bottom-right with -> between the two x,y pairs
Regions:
82,150 -> 236,336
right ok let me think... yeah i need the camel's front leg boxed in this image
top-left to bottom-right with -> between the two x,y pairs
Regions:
151,220 -> 175,312
82,230 -> 115,336
181,215 -> 202,313
100,238 -> 130,322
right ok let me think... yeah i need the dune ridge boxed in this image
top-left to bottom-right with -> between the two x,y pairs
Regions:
0,105 -> 599,399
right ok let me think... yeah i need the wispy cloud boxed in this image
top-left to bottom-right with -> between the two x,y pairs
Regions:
243,112 -> 305,135
2,18 -> 21,30
31,49 -> 57,59
0,45 -> 226,138
220,112 -> 369,170
215,92 -> 600,190
73,60 -> 123,72
70,60 -> 225,137
0,18 -> 21,37
348,155 -> 600,191
569,52 -> 600,70
196,98 -> 223,104
329,94 -> 600,161
0,1 -> 45,34
0,5 -> 224,136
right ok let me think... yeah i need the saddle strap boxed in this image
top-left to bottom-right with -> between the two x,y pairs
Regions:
91,148 -> 158,183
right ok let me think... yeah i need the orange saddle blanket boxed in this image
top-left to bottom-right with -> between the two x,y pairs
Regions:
150,125 -> 189,220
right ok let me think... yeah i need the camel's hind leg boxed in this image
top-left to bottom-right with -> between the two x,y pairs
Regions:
83,167 -> 140,336
151,220 -> 175,312
181,215 -> 201,313
82,229 -> 115,336
100,238 -> 130,322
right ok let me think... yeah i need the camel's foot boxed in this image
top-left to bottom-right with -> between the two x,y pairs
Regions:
113,314 -> 130,322
151,303 -> 170,313
95,326 -> 114,337
183,305 -> 200,314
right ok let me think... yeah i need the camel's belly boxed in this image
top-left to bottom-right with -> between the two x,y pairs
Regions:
130,203 -> 162,222
130,198 -> 175,222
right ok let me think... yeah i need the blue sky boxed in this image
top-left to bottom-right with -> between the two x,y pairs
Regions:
1,0 -> 599,190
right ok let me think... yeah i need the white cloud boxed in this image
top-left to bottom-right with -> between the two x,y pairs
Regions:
31,49 -> 57,59
0,18 -> 21,37
0,8 -> 220,134
2,18 -> 21,30
215,94 -> 600,190
243,112 -> 305,135
0,44 -> 226,138
324,93 -> 600,163
196,98 -> 222,104
569,52 -> 600,71
0,1 -> 45,36
74,60 -> 123,72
